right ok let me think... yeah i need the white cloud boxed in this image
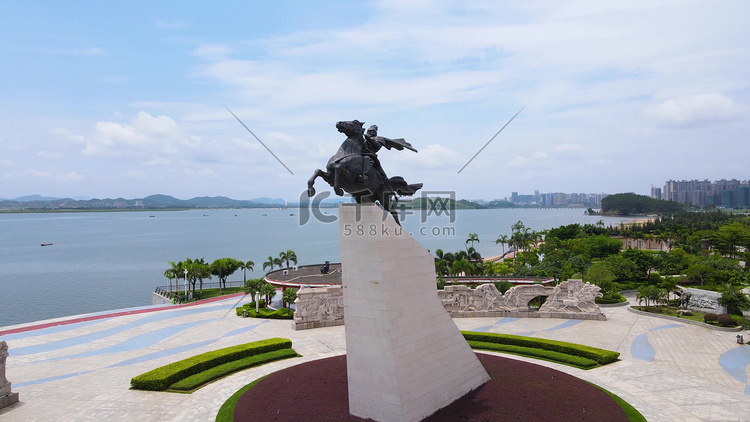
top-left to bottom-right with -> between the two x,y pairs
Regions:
17,168 -> 85,183
36,151 -> 63,159
82,111 -> 189,156
646,94 -> 742,127
52,128 -> 86,144
1,159 -> 14,166
192,44 -> 235,61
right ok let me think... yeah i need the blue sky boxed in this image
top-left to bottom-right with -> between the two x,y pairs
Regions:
1,0 -> 748,201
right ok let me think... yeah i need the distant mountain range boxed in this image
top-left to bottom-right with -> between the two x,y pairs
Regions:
0,194 -> 291,211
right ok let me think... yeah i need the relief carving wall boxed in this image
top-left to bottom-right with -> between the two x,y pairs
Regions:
293,279 -> 607,330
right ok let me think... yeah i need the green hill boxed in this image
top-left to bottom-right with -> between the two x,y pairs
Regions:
600,193 -> 685,215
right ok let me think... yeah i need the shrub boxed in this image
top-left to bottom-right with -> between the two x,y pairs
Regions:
241,307 -> 294,319
169,349 -> 298,391
462,331 -> 619,365
235,300 -> 266,316
468,341 -> 598,369
730,315 -> 750,329
596,293 -> 625,304
703,313 -> 718,324
717,314 -> 735,327
436,279 -> 445,290
130,338 -> 292,391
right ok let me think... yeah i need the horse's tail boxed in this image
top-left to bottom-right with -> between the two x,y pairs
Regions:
388,176 -> 423,196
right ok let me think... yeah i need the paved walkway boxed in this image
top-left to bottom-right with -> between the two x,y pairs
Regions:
1,293 -> 750,421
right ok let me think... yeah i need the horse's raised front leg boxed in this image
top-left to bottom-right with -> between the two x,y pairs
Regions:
307,169 -> 327,197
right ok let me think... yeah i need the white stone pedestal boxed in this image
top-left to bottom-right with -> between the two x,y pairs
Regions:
340,204 -> 489,422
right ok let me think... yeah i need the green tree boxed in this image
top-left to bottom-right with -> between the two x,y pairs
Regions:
605,254 -> 638,284
466,233 -> 480,250
244,278 -> 264,299
584,235 -> 624,259
184,258 -> 211,297
495,234 -> 509,255
164,260 -> 183,292
260,282 -> 277,305
637,285 -> 666,309
282,288 -> 298,308
240,260 -> 255,283
684,264 -> 717,286
210,258 -> 242,291
263,256 -> 276,273
279,250 -> 298,268
621,248 -> 655,279
584,261 -> 616,292
711,222 -> 750,258
718,284 -> 750,316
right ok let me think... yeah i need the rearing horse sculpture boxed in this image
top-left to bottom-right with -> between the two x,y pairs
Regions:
307,120 -> 422,225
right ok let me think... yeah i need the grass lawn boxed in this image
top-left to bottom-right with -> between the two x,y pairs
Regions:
185,287 -> 245,302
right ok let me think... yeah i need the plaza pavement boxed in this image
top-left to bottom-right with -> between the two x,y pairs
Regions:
1,292 -> 750,422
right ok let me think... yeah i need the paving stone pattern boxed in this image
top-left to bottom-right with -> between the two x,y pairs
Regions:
0,292 -> 749,421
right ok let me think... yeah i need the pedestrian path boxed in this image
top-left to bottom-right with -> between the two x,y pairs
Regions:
1,292 -> 749,421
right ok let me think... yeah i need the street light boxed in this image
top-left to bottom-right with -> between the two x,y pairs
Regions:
183,269 -> 188,303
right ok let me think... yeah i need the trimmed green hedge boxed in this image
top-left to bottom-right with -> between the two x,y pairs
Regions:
235,300 -> 265,316
131,338 -> 292,391
235,302 -> 293,319
462,331 -> 619,365
239,307 -> 294,319
467,340 -> 598,369
169,348 -> 298,391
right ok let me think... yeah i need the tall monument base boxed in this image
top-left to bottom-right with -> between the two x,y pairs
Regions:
340,204 -> 490,422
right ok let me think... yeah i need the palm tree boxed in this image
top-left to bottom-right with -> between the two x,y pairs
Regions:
260,282 -> 277,305
273,257 -> 284,269
282,288 -> 298,309
495,234 -> 509,256
279,250 -> 298,268
240,260 -> 255,283
465,233 -> 479,250
263,256 -> 276,273
183,258 -> 211,298
164,260 -> 182,292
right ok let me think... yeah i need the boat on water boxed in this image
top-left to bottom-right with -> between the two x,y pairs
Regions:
41,243 -> 53,247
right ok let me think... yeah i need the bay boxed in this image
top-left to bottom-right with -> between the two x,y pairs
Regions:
0,207 -> 633,328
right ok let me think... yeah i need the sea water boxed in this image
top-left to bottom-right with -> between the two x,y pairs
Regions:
0,207 -> 632,327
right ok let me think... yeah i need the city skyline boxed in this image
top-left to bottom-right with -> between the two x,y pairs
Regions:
2,2 -> 749,201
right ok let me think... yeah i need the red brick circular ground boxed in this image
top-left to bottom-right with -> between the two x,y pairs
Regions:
233,353 -> 629,422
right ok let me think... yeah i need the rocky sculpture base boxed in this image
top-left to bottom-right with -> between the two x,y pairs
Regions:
339,204 -> 490,422
0,392 -> 19,410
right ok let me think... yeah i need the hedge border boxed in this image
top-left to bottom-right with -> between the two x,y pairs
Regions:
462,331 -> 619,365
169,348 -> 299,391
468,340 -> 598,369
131,338 -> 292,391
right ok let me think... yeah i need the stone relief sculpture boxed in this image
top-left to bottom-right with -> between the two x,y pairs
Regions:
295,279 -> 606,329
292,286 -> 345,330
307,120 -> 422,225
438,279 -> 606,321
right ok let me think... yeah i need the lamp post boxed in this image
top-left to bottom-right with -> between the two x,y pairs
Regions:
183,269 -> 188,303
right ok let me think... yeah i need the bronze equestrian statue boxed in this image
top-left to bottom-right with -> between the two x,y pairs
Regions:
307,120 -> 422,225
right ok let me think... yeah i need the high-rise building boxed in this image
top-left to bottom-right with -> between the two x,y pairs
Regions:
660,179 -> 749,208
650,185 -> 662,200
